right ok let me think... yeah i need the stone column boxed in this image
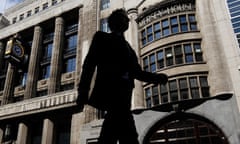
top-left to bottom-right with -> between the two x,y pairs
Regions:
74,5 -> 84,89
1,64 -> 16,105
24,26 -> 43,99
41,119 -> 54,144
0,127 -> 3,143
48,16 -> 64,94
127,9 -> 145,110
0,41 -> 5,71
16,123 -> 28,144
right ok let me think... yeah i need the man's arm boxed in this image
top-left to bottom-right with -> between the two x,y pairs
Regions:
130,48 -> 168,85
77,32 -> 100,108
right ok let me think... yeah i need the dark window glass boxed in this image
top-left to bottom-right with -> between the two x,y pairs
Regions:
169,80 -> 178,102
166,48 -> 173,66
143,57 -> 149,72
184,44 -> 193,63
152,86 -> 159,105
180,15 -> 188,32
174,45 -> 183,64
100,18 -> 110,32
171,17 -> 179,34
100,0 -> 110,10
157,50 -> 164,69
162,19 -> 170,36
160,84 -> 168,103
179,78 -> 188,100
64,58 -> 76,73
150,54 -> 156,72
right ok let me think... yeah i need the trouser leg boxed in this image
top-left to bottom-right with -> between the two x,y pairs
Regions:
118,113 -> 139,144
98,113 -> 118,144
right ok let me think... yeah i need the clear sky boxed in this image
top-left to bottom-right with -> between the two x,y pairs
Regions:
0,0 -> 23,14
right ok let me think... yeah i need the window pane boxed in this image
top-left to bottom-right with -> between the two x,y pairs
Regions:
171,17 -> 179,34
154,23 -> 161,31
174,45 -> 183,64
190,77 -> 198,88
169,80 -> 177,91
145,88 -> 151,98
143,57 -> 149,71
65,58 -> 76,72
162,19 -> 169,28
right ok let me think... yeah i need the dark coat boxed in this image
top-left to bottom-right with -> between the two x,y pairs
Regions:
78,31 -> 165,111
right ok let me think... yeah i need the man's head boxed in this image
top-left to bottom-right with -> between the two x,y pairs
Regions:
108,9 -> 130,33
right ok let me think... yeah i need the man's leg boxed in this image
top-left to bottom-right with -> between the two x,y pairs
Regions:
118,113 -> 139,144
98,113 -> 118,144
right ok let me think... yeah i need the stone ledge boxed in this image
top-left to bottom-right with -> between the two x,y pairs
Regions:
0,90 -> 78,120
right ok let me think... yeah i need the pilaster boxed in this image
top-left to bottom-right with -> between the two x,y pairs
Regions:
75,6 -> 84,89
2,64 -> 16,105
127,8 -> 145,110
24,26 -> 43,99
16,123 -> 28,144
41,118 -> 54,144
0,127 -> 3,143
48,16 -> 64,94
0,41 -> 4,71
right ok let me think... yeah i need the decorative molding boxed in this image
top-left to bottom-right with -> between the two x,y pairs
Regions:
0,90 -> 78,120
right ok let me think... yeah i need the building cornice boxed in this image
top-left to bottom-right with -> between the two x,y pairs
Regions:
0,0 -> 83,40
0,90 -> 78,120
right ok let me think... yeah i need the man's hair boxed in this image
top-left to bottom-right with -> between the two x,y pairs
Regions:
108,8 -> 129,31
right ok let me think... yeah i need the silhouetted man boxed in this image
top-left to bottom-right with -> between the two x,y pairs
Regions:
77,9 -> 168,144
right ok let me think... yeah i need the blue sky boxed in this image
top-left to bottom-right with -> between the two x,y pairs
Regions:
0,0 -> 23,14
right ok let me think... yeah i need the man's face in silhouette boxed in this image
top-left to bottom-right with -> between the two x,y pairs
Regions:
118,12 -> 130,33
109,9 -> 130,33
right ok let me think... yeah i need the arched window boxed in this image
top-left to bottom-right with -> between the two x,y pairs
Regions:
144,113 -> 229,144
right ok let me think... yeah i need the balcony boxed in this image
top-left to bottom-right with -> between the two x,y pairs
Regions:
0,89 -> 78,120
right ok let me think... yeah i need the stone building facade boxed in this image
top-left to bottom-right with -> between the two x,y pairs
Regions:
0,0 -> 240,144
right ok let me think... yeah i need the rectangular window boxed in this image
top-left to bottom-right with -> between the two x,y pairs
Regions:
179,78 -> 189,100
100,18 -> 110,32
166,48 -> 173,66
149,54 -> 156,72
29,121 -> 43,144
189,77 -> 200,99
141,30 -> 147,46
19,14 -> 24,20
12,17 -> 17,24
35,7 -> 40,13
154,22 -> 161,39
64,58 -> 76,73
27,10 -> 32,17
43,3 -> 48,10
160,84 -> 168,103
169,80 -> 178,102
143,57 -> 149,72
174,45 -> 183,64
193,43 -> 203,62
180,15 -> 188,32
147,26 -> 153,42
55,118 -> 71,144
157,50 -> 164,69
152,86 -> 159,105
100,0 -> 110,10
184,44 -> 193,63
200,76 -> 210,97
145,88 -> 152,108
43,43 -> 53,60
171,17 -> 179,34
52,0 -> 58,5
189,14 -> 197,30
162,19 -> 170,36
